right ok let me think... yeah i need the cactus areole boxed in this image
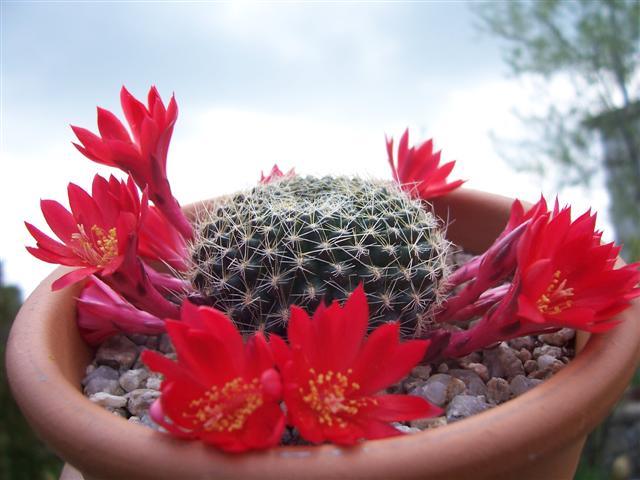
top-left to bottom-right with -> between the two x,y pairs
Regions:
188,176 -> 450,337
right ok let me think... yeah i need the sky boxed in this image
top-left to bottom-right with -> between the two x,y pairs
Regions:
0,1 -> 610,297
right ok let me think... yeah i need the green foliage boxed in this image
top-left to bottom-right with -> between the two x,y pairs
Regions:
473,0 -> 640,258
190,176 -> 450,337
0,264 -> 63,480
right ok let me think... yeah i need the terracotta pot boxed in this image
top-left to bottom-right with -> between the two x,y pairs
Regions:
6,188 -> 640,480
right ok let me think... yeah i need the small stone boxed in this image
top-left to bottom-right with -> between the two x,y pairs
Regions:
509,375 -> 542,397
158,334 -> 173,354
82,365 -> 123,396
410,374 -> 464,407
127,388 -> 161,417
437,363 -> 449,374
119,369 -> 150,392
538,328 -> 575,347
145,374 -> 162,390
532,345 -> 562,359
508,336 -> 535,351
128,416 -> 141,424
448,369 -> 487,396
446,395 -> 489,423
108,407 -> 129,418
611,454 -> 632,480
524,359 -> 538,374
139,414 -> 160,430
95,335 -> 139,370
516,348 -> 532,363
483,343 -> 524,380
486,378 -> 511,404
89,392 -> 127,409
144,336 -> 160,350
409,416 -> 447,430
394,423 -> 421,434
410,365 -> 432,379
549,360 -> 565,374
85,364 -> 96,376
536,354 -> 558,371
464,362 -> 489,382
457,351 -> 482,366
128,334 -> 150,346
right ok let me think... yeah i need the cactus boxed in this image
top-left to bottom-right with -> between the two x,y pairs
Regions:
188,176 -> 450,337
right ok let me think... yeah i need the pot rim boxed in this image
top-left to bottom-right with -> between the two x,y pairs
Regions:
6,188 -> 640,480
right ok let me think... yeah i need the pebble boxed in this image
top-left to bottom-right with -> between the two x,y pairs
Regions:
409,416 -> 447,430
524,359 -> 538,374
446,395 -> 489,423
510,375 -> 543,397
516,348 -> 532,363
538,328 -> 575,347
410,365 -> 432,379
483,343 -> 524,380
411,374 -> 465,407
158,334 -> 173,354
95,335 -> 139,370
532,345 -> 562,359
119,369 -> 150,392
448,369 -> 487,396
508,336 -> 535,351
89,392 -> 128,409
464,362 -> 489,382
145,374 -> 163,390
536,354 -> 558,371
486,378 -> 511,404
82,365 -> 123,396
394,423 -> 422,434
127,389 -> 161,417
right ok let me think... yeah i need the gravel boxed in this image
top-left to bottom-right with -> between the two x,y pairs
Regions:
80,328 -> 576,440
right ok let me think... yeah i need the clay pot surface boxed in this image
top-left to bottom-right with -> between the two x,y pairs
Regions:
7,188 -> 640,480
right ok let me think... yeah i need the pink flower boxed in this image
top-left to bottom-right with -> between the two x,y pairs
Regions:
260,164 -> 295,184
142,302 -> 285,453
25,175 -> 141,290
77,276 -> 165,345
386,129 -> 464,199
271,285 -> 441,445
71,86 -> 192,240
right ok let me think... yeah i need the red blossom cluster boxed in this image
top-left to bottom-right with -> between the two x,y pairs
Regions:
143,286 -> 440,452
26,87 -> 192,344
23,86 -> 640,454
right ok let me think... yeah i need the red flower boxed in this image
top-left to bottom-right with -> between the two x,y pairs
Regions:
271,285 -> 441,445
513,207 -> 639,332
77,276 -> 165,345
71,86 -> 192,240
440,206 -> 640,359
259,164 -> 296,184
25,175 -> 141,290
386,129 -> 464,199
142,302 -> 285,453
138,205 -> 189,271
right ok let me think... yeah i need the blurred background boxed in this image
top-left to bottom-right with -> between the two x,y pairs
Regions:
1,1 -> 638,479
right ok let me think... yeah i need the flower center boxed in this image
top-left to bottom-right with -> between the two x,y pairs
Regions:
536,270 -> 574,315
185,377 -> 263,433
71,224 -> 119,267
300,368 -> 375,428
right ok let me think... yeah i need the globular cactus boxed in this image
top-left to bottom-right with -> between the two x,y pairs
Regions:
188,176 -> 450,338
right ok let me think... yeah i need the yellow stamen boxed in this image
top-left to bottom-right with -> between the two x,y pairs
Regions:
299,368 -> 376,428
71,224 -> 119,267
184,377 -> 263,433
536,270 -> 574,315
